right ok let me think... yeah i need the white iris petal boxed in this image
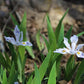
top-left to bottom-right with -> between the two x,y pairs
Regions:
76,44 -> 84,51
64,37 -> 71,49
21,41 -> 32,46
20,31 -> 23,41
70,35 -> 78,43
54,35 -> 84,59
54,48 -> 69,54
76,51 -> 84,58
14,82 -> 19,84
14,25 -> 20,42
70,35 -> 78,51
26,41 -> 33,46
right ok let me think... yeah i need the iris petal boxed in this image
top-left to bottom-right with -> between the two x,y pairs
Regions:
76,44 -> 84,51
14,25 -> 20,42
54,48 -> 69,54
21,41 -> 32,46
4,36 -> 16,45
70,35 -> 78,51
14,82 -> 19,84
76,51 -> 84,58
20,31 -> 23,41
64,37 -> 71,49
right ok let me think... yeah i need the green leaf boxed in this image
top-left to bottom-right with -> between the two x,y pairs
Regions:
36,30 -> 44,51
64,55 -> 76,81
2,69 -> 7,84
41,34 -> 50,51
19,13 -> 35,59
19,13 -> 27,41
65,25 -> 73,39
8,63 -> 15,84
46,15 -> 57,50
58,24 -> 64,46
48,61 -> 57,84
26,46 -> 35,58
4,52 -> 11,70
74,59 -> 84,84
18,46 -> 25,63
27,75 -> 33,84
10,14 -> 19,26
0,65 -> 4,83
77,32 -> 84,37
48,53 -> 62,80
32,51 -> 52,84
8,43 -> 17,68
17,55 -> 22,83
34,63 -> 41,84
55,55 -> 62,80
39,51 -> 51,81
55,9 -> 69,42
0,52 -> 8,69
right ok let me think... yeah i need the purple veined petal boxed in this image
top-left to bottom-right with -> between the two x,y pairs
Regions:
54,48 -> 69,54
76,44 -> 84,51
4,36 -> 16,45
64,37 -> 71,49
70,35 -> 78,51
14,82 -> 19,84
21,41 -> 33,46
20,31 -> 23,41
76,51 -> 84,58
14,25 -> 20,42
69,50 -> 76,55
26,41 -> 33,46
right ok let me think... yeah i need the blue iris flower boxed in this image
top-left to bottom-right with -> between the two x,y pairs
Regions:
4,25 -> 32,46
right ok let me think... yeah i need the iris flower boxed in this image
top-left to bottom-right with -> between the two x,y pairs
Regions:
54,35 -> 84,58
14,82 -> 18,84
4,25 -> 32,46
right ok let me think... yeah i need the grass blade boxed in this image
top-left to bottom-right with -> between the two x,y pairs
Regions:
2,69 -> 7,84
36,30 -> 44,51
26,46 -> 35,58
64,55 -> 76,81
27,75 -> 33,84
10,14 -> 19,26
46,15 -> 57,50
74,59 -> 84,84
8,63 -> 15,84
58,24 -> 64,46
48,61 -> 57,84
77,32 -> 84,37
55,9 -> 69,42
39,51 -> 51,81
20,13 -> 27,41
65,25 -> 73,39
41,34 -> 50,51
34,63 -> 41,84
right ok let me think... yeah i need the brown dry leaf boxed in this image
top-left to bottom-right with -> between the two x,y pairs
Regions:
58,80 -> 67,84
67,80 -> 72,84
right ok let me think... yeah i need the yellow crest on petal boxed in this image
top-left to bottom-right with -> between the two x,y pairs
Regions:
77,52 -> 80,55
22,42 -> 26,44
62,50 -> 66,52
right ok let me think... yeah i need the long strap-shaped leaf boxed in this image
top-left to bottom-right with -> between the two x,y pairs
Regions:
39,51 -> 51,81
34,63 -> 41,84
31,51 -> 51,84
55,9 -> 69,42
46,15 -> 57,50
74,59 -> 84,84
48,61 -> 57,84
